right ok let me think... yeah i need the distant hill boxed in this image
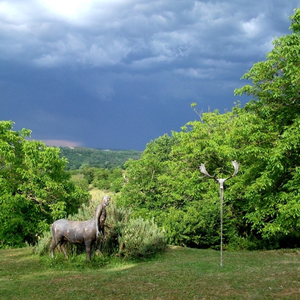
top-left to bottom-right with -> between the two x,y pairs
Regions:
59,147 -> 142,170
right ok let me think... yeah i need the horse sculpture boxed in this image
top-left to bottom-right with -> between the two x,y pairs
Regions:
50,195 -> 111,260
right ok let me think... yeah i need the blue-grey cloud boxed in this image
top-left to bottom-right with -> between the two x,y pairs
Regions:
0,1 -> 299,150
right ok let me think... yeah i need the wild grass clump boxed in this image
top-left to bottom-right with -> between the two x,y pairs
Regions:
33,198 -> 167,260
33,230 -> 52,256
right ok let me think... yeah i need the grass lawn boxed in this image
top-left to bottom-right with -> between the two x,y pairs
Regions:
0,246 -> 300,299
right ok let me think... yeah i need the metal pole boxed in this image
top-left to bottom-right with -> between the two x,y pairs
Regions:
200,161 -> 239,268
220,186 -> 223,268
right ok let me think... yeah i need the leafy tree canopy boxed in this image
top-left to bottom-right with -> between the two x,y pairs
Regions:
0,121 -> 90,248
235,8 -> 300,129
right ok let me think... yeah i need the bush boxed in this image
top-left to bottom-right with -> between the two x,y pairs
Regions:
118,217 -> 167,258
101,202 -> 131,255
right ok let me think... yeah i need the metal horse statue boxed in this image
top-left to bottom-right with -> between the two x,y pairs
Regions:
50,195 -> 111,260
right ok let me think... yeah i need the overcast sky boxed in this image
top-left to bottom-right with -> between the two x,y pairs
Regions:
1,1 -> 298,150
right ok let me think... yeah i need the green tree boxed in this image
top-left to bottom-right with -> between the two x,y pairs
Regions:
233,8 -> 300,243
121,134 -> 177,215
235,8 -> 300,129
120,107 -> 281,248
82,166 -> 97,184
93,168 -> 110,190
109,168 -> 124,193
0,121 -> 90,248
120,123 -> 240,247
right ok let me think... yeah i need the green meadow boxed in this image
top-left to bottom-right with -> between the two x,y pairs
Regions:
1,246 -> 300,299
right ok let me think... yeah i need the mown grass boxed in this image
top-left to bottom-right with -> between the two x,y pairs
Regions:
1,246 -> 300,299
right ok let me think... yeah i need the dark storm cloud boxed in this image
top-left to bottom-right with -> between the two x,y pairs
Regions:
0,1 -> 299,149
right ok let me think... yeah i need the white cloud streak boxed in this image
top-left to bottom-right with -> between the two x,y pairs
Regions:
42,139 -> 83,147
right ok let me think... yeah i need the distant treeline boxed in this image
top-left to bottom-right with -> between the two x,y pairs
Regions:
59,147 -> 142,170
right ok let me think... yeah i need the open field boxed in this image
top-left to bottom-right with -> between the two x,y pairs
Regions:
1,246 -> 300,299
88,187 -> 117,203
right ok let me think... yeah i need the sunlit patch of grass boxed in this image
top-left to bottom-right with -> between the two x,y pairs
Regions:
39,251 -> 134,271
89,187 -> 115,203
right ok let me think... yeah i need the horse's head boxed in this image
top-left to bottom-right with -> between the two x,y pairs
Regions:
102,195 -> 111,207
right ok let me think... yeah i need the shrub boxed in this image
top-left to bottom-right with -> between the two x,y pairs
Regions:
101,202 -> 131,255
118,217 -> 167,258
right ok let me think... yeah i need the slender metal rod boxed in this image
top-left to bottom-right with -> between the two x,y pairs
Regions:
220,187 -> 223,268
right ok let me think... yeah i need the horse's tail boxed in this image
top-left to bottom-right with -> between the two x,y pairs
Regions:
51,222 -> 58,244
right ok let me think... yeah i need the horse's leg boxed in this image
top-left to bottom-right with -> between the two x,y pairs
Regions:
85,240 -> 92,261
60,239 -> 68,258
91,240 -> 96,258
50,237 -> 59,259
